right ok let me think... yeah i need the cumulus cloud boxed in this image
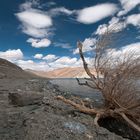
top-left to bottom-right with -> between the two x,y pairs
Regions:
77,3 -> 118,24
34,53 -> 43,59
0,49 -> 23,61
50,56 -> 93,69
27,38 -> 51,48
118,0 -> 140,16
48,56 -> 78,69
16,56 -> 78,71
43,54 -> 58,61
12,54 -> 93,71
73,38 -> 96,54
126,14 -> 140,27
17,60 -> 50,71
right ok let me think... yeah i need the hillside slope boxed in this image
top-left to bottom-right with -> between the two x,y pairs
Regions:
0,58 -> 37,79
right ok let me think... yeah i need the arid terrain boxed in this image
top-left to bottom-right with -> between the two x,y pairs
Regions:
0,58 -> 139,140
27,67 -> 97,78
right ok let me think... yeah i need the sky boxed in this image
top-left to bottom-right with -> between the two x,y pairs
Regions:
0,0 -> 140,71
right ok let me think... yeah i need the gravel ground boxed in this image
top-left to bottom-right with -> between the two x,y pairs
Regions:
0,78 -> 133,140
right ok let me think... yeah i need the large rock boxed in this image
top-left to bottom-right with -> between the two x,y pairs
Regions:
8,91 -> 44,106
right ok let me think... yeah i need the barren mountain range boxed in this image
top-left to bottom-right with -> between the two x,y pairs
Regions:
0,58 -> 95,78
27,67 -> 96,78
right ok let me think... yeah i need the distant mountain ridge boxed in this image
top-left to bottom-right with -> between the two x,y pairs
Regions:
27,67 -> 96,78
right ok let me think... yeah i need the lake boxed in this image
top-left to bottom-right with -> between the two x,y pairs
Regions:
50,78 -> 103,102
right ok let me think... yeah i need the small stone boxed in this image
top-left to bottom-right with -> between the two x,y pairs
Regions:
86,134 -> 93,139
64,121 -> 87,134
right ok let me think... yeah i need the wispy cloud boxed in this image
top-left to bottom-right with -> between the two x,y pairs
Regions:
47,1 -> 56,7
15,9 -> 52,38
16,10 -> 52,29
49,7 -> 75,16
19,0 -> 41,10
54,42 -> 72,49
95,17 -> 126,35
77,3 -> 118,24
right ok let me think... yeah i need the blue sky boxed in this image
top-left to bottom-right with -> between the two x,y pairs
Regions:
0,0 -> 140,71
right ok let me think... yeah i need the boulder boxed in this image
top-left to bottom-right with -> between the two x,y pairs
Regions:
8,91 -> 44,106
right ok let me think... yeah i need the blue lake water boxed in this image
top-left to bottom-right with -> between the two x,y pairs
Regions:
50,78 -> 103,101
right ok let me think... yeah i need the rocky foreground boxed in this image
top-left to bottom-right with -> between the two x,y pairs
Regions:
0,77 -> 133,140
0,58 -> 139,140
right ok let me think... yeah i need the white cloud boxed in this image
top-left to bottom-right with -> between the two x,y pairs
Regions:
43,54 -> 58,61
14,42 -> 139,71
48,56 -> 78,69
22,26 -> 50,38
95,17 -> 126,35
34,54 -> 43,59
77,3 -> 118,24
0,49 -> 23,61
49,7 -> 75,16
73,38 -> 96,54
27,38 -> 51,48
106,42 -> 140,64
16,56 -> 78,71
13,55 -> 93,71
118,0 -> 140,16
55,56 -> 77,64
121,42 -> 140,54
16,9 -> 52,29
126,14 -> 140,27
16,2 -> 53,39
17,60 -> 50,71
44,56 -> 93,70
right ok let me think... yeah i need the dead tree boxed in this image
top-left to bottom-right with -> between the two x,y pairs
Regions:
57,27 -> 140,132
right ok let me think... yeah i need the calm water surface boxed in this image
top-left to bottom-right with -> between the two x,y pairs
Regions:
50,78 -> 102,101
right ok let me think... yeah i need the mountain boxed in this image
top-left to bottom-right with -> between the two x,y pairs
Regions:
0,58 -> 36,79
28,67 -> 96,78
